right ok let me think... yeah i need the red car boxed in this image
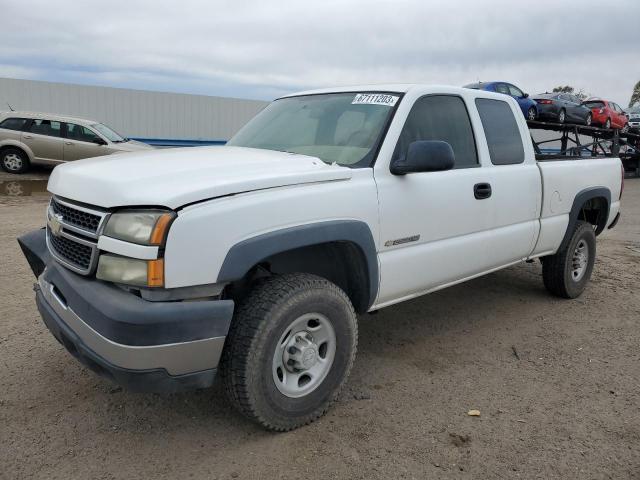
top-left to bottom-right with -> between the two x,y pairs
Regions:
582,99 -> 629,130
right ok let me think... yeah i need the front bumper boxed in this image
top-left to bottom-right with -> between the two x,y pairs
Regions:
19,228 -> 235,393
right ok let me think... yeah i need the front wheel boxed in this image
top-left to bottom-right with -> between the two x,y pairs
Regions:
221,273 -> 358,431
585,113 -> 592,126
604,118 -> 611,129
542,220 -> 596,299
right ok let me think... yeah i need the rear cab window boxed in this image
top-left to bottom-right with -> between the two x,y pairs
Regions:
0,117 -> 29,131
393,95 -> 478,169
475,98 -> 525,165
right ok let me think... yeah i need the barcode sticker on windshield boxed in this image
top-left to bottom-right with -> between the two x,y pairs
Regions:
352,93 -> 399,107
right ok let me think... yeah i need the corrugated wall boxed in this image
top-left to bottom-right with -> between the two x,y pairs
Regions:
0,77 -> 268,141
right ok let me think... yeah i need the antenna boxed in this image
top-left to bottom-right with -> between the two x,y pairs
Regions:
7,103 -> 14,111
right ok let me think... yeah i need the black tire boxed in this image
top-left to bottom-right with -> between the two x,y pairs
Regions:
0,147 -> 30,174
558,109 -> 566,124
604,118 -> 611,129
542,220 -> 596,299
221,273 -> 358,431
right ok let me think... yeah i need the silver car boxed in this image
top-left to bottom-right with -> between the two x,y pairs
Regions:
625,106 -> 640,132
0,111 -> 153,173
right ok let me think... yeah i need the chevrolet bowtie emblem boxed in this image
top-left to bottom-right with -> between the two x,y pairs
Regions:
49,213 -> 64,236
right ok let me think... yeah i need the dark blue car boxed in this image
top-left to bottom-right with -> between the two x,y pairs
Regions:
464,81 -> 538,120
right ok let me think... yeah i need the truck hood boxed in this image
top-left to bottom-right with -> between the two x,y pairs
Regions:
47,146 -> 352,209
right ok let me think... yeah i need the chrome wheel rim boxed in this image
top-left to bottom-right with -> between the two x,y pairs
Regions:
559,110 -> 565,123
528,108 -> 536,121
586,114 -> 592,126
571,239 -> 589,282
272,313 -> 336,398
3,153 -> 22,171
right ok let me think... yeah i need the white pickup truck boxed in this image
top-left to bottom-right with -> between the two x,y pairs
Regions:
19,85 -> 623,431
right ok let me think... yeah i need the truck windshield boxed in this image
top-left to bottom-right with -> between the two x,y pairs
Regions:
227,92 -> 400,167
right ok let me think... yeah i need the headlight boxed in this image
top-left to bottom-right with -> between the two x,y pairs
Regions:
103,210 -> 175,245
96,254 -> 164,287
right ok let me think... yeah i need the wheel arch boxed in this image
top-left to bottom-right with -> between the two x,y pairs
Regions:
217,220 -> 379,313
559,187 -> 611,251
0,141 -> 35,163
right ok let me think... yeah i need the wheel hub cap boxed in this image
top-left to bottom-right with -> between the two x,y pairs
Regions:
284,333 -> 318,371
272,313 -> 336,398
4,153 -> 22,171
571,239 -> 589,281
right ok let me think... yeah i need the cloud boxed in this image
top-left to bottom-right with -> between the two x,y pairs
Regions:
1,0 -> 638,104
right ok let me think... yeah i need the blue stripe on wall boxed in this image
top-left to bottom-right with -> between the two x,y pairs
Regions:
130,138 -> 227,147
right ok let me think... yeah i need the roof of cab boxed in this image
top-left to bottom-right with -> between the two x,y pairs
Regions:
0,111 -> 99,125
282,84 -> 480,99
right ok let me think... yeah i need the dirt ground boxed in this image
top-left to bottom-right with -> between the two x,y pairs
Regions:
1,167 -> 639,480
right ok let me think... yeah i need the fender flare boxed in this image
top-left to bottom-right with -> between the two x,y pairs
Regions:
559,186 -> 611,251
217,220 -> 379,308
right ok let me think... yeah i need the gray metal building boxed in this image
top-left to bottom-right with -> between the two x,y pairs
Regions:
0,77 -> 268,145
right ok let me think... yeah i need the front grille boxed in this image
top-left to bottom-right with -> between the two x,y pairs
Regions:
51,197 -> 102,233
48,229 -> 93,270
47,196 -> 107,275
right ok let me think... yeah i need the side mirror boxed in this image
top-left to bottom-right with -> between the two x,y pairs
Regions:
92,137 -> 107,146
523,93 -> 529,98
390,140 -> 455,175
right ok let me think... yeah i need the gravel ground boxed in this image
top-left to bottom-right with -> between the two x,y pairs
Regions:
1,169 -> 639,480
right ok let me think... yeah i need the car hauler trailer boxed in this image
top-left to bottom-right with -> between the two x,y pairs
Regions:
528,119 -> 640,177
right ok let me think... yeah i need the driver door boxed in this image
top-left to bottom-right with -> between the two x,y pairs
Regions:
374,94 -> 493,306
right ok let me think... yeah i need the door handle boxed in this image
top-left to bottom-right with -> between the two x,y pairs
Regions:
23,135 -> 32,139
474,183 -> 492,200
65,141 -> 73,145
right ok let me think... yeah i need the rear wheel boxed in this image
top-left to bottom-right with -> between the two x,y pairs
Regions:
542,221 -> 596,299
527,107 -> 537,121
604,118 -> 611,129
1,148 -> 30,174
585,113 -> 592,126
621,123 -> 629,133
221,273 -> 358,431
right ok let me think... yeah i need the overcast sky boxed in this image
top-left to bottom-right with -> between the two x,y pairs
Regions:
1,0 -> 639,105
